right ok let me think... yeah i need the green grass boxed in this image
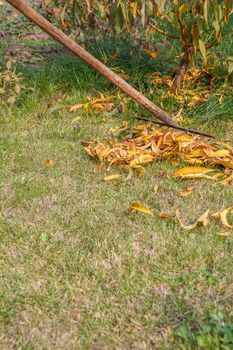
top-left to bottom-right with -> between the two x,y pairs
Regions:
1,6 -> 233,349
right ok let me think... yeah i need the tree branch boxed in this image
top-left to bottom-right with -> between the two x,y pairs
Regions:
206,30 -> 233,50
149,21 -> 180,40
135,116 -> 215,139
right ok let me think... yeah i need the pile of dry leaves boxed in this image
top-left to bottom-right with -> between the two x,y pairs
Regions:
83,123 -> 233,181
83,122 -> 233,233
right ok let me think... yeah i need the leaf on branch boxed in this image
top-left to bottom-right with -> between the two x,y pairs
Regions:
199,39 -> 207,65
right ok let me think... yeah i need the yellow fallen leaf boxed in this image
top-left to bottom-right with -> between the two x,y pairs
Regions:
160,213 -> 176,219
176,209 -> 209,230
112,126 -> 128,137
172,166 -> 215,178
218,173 -> 233,185
97,145 -> 111,159
134,166 -> 145,175
128,203 -> 155,217
151,76 -> 173,87
94,102 -> 115,112
181,173 -> 216,180
83,146 -> 95,157
174,107 -> 184,122
104,174 -> 121,181
184,149 -> 205,157
211,212 -> 220,219
92,103 -> 105,110
143,48 -> 157,59
175,94 -> 185,103
101,56 -> 109,63
125,168 -> 133,181
28,123 -> 38,129
111,48 -> 119,60
177,186 -> 194,197
129,154 -> 154,168
71,116 -> 81,124
204,149 -> 231,158
212,160 -> 233,169
215,141 -> 233,152
171,158 -> 180,165
69,104 -> 83,112
91,96 -> 113,104
83,102 -> 90,112
144,72 -> 161,79
188,95 -> 207,108
176,134 -> 194,142
153,184 -> 159,193
218,232 -> 233,237
212,207 -> 233,229
45,159 -> 54,167
210,173 -> 223,180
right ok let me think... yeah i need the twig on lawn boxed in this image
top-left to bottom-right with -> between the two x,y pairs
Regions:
135,116 -> 215,139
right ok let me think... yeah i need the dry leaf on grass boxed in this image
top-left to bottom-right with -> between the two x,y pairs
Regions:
212,207 -> 233,229
124,168 -> 133,181
218,173 -> 233,185
129,154 -> 154,168
143,48 -> 157,59
101,56 -> 109,63
111,48 -> 119,60
172,166 -> 215,178
69,95 -> 115,113
145,68 -> 212,107
160,213 -> 176,219
44,159 -> 54,167
69,104 -> 83,112
104,174 -> 121,181
176,209 -> 210,230
128,203 -> 155,217
188,95 -> 207,108
134,166 -> 145,175
218,232 -> 233,237
177,186 -> 194,197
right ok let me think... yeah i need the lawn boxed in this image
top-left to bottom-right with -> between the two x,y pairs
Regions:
0,3 -> 233,349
